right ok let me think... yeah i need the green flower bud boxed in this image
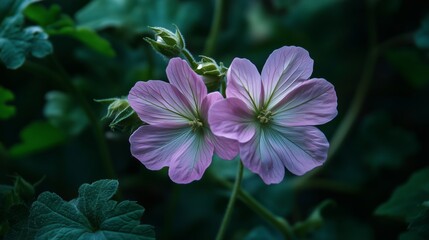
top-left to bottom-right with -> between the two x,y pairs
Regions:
96,98 -> 141,132
145,26 -> 185,58
14,176 -> 35,201
194,55 -> 227,77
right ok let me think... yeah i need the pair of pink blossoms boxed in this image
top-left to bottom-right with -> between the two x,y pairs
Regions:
128,46 -> 338,184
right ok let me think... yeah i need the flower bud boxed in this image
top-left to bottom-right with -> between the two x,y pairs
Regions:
14,176 -> 35,201
194,55 -> 227,77
96,98 -> 140,132
145,26 -> 185,58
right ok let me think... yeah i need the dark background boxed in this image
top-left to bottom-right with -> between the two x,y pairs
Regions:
1,0 -> 429,239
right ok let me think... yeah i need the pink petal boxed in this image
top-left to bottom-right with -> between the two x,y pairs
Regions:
207,132 -> 239,160
128,80 -> 194,127
208,98 -> 256,143
274,125 -> 329,175
226,58 -> 263,111
201,91 -> 224,121
201,92 -> 239,160
129,125 -> 192,171
261,46 -> 314,109
240,125 -> 329,184
271,78 -> 338,127
167,58 -> 208,110
239,128 -> 285,184
168,133 -> 214,183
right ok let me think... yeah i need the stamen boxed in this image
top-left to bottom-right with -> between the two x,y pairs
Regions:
257,110 -> 273,124
189,118 -> 204,131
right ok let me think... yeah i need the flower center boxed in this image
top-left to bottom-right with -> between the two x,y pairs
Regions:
257,110 -> 273,124
189,118 -> 204,131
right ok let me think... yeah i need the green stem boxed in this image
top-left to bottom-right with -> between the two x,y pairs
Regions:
181,48 -> 198,69
22,59 -> 118,182
215,161 -> 244,240
214,174 -> 294,239
204,0 -> 224,56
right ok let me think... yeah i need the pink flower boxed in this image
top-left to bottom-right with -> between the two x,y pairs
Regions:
128,58 -> 238,184
209,46 -> 338,184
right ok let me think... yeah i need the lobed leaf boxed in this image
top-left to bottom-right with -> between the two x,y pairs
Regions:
24,4 -> 115,57
0,0 -> 52,69
28,179 -> 155,240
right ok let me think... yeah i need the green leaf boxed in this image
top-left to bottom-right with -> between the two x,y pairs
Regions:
244,226 -> 279,240
375,167 -> 429,220
0,0 -> 36,21
0,176 -> 36,239
386,49 -> 429,88
415,15 -> 429,49
360,112 -> 419,170
75,0 -> 202,35
43,91 -> 88,136
0,86 -> 15,120
0,0 -> 52,69
24,4 -> 115,57
0,14 -> 53,69
52,27 -> 116,57
9,121 -> 66,158
293,199 -> 335,237
29,179 -> 155,240
407,208 -> 429,239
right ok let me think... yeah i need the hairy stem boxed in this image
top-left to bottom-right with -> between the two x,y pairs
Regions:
204,0 -> 224,56
215,161 -> 244,240
181,48 -> 198,69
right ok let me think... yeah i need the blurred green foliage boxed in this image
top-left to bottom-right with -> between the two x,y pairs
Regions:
0,0 -> 52,69
0,0 -> 428,239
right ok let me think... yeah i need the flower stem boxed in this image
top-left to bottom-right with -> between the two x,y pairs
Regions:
213,174 -> 294,239
238,188 -> 294,239
204,0 -> 224,56
215,161 -> 244,240
181,48 -> 198,69
22,59 -> 119,183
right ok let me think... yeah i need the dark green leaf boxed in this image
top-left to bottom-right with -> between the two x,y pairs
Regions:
400,231 -> 426,240
360,112 -> 419,170
51,27 -> 116,57
23,4 -> 65,27
375,167 -> 429,220
293,199 -> 335,237
408,208 -> 429,239
415,15 -> 429,49
386,49 -> 429,88
0,86 -> 15,120
43,91 -> 88,136
0,176 -> 36,239
0,0 -> 36,21
24,4 -> 115,57
244,226 -> 280,240
0,14 -> 53,69
75,0 -> 202,35
3,204 -> 31,240
0,0 -> 52,69
9,121 -> 66,157
29,179 -> 155,240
